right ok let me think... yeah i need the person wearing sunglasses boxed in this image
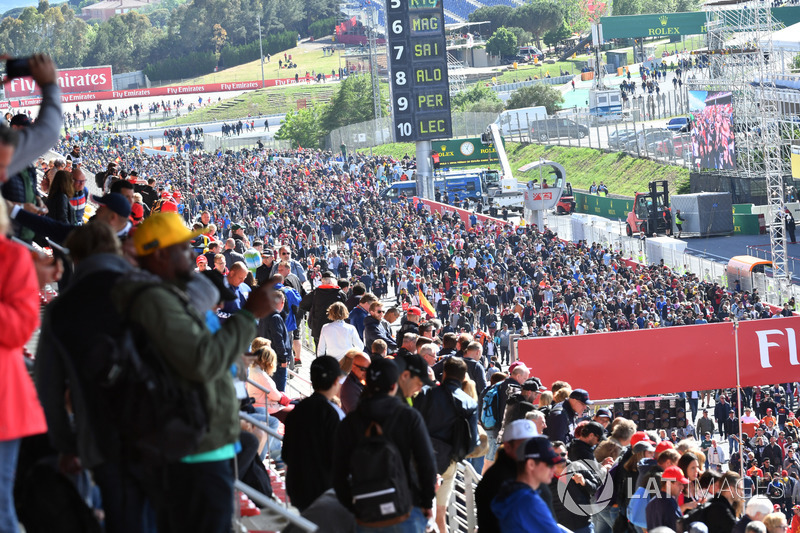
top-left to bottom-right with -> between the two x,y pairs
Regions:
339,350 -> 370,414
363,301 -> 397,356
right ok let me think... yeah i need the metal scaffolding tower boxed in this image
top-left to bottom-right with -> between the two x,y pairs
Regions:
366,3 -> 382,121
690,1 -> 798,303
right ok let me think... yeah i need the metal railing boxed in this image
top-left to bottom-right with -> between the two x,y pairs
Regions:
490,74 -> 574,94
235,480 -> 318,532
446,461 -> 482,533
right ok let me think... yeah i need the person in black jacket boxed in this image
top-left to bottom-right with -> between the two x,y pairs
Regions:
282,356 -> 344,512
363,301 -> 397,353
550,441 -> 601,532
414,357 -> 479,533
332,358 -> 437,528
44,170 -> 76,225
395,306 -> 422,347
703,471 -> 741,533
475,419 -> 542,533
567,421 -> 603,462
299,271 -> 347,346
724,410 -> 740,453
257,292 -> 291,392
546,389 -> 592,444
35,222 -> 148,533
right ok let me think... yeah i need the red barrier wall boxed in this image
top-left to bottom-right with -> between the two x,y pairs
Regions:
518,316 -> 800,399
413,196 -> 512,230
6,75 -> 336,107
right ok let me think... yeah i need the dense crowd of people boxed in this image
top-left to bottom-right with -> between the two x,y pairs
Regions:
3,54 -> 800,533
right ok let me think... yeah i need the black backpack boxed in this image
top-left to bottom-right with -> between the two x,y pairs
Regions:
424,387 -> 475,473
94,170 -> 106,189
348,412 -> 412,524
95,285 -> 208,465
677,502 -> 711,533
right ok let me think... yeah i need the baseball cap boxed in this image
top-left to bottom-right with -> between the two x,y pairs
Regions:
508,361 -> 529,374
231,222 -> 244,231
92,193 -> 131,218
516,436 -> 565,466
630,431 -> 651,447
130,202 -> 144,222
782,470 -> 789,476
321,270 -> 337,279
407,306 -> 422,316
366,357 -> 400,394
133,212 -> 204,256
310,355 -> 345,390
582,421 -> 605,439
595,408 -> 613,419
654,441 -> 675,457
196,255 -> 208,265
503,419 -> 539,442
160,190 -> 171,199
662,465 -> 690,484
633,440 -> 655,454
570,389 -> 593,405
522,377 -> 546,392
399,352 -> 434,386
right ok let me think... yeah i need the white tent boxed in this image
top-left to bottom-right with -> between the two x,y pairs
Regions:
763,21 -> 800,52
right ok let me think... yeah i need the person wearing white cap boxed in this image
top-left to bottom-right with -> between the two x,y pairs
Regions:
475,419 -> 540,533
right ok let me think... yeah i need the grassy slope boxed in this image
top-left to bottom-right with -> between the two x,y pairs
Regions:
171,84 -> 336,124
179,44 -> 341,85
368,141 -> 690,198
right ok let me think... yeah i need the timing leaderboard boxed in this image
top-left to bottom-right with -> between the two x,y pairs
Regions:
386,0 -> 452,142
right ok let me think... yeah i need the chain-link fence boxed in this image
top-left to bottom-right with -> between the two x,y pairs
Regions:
324,111 -> 499,150
203,133 -> 290,152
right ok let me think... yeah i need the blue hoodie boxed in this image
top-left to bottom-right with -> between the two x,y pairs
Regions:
491,480 -> 561,533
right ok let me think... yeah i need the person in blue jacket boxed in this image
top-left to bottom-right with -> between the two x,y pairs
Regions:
491,436 -> 564,533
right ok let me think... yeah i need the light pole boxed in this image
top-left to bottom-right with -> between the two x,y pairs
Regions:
258,14 -> 265,89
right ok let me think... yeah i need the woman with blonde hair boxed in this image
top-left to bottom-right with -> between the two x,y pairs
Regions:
317,302 -> 363,360
763,512 -> 789,533
247,343 -> 294,423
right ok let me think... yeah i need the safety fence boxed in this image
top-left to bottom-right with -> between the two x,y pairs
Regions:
446,462 -> 481,533
324,112 -> 499,151
547,213 -> 800,305
489,74 -> 574,95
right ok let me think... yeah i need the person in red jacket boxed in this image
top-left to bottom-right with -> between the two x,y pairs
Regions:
0,199 -> 57,532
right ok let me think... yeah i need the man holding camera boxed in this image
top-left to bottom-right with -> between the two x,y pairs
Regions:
3,54 -> 62,180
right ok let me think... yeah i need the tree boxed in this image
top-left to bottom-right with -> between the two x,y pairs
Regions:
506,26 -> 533,48
467,5 -> 514,35
212,23 -> 227,53
543,22 -> 571,51
275,105 -> 326,149
612,0 -> 642,16
486,27 -> 517,58
511,2 -> 564,50
451,83 -> 503,113
506,84 -> 564,114
321,74 -> 386,132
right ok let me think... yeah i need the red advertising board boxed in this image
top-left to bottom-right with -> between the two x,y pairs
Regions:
518,316 -> 800,400
5,65 -> 113,98
413,196 -> 511,230
6,75 -> 336,107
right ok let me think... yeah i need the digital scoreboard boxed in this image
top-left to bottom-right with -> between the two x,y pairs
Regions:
386,0 -> 452,142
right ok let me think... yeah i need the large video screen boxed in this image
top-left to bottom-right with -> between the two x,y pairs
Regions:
688,90 -> 736,171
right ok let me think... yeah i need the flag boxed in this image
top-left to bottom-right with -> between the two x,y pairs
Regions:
418,287 -> 435,318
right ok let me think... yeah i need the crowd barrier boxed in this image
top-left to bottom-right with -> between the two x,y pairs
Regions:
547,213 -> 800,306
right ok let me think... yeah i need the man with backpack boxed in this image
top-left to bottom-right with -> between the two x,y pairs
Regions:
332,357 -> 437,531
414,357 -> 479,533
111,212 -> 277,533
